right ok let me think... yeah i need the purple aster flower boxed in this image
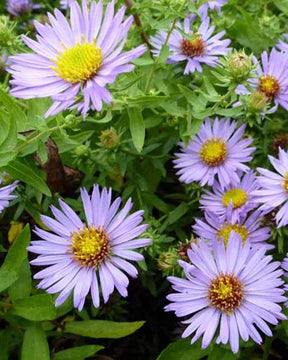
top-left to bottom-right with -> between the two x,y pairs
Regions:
236,48 -> 288,113
282,255 -> 288,307
277,34 -> 288,52
252,148 -> 288,228
200,170 -> 259,222
174,117 -> 255,188
0,178 -> 18,214
6,0 -> 31,16
28,185 -> 151,311
8,0 -> 146,118
197,1 -> 228,19
151,16 -> 231,74
165,232 -> 286,353
60,0 -> 74,9
193,210 -> 272,250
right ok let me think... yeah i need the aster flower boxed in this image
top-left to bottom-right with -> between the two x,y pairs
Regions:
8,0 -> 146,118
151,16 -> 230,74
193,210 -> 272,250
252,148 -> 288,228
166,232 -> 286,353
6,0 -> 31,16
282,255 -> 288,307
200,170 -> 259,222
0,178 -> 18,214
28,185 -> 151,311
197,0 -> 228,19
277,34 -> 288,53
236,48 -> 288,113
60,0 -> 74,9
174,117 -> 255,188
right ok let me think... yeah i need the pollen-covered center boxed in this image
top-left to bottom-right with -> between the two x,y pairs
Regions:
208,274 -> 244,314
181,35 -> 205,57
71,227 -> 109,267
222,188 -> 247,209
217,223 -> 249,246
199,138 -> 227,166
54,42 -> 103,83
284,172 -> 288,194
257,75 -> 280,98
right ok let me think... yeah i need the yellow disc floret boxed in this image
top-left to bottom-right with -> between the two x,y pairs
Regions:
71,227 -> 109,267
222,188 -> 247,209
284,172 -> 288,194
54,42 -> 103,83
208,274 -> 244,314
257,75 -> 280,98
199,138 -> 227,166
217,223 -> 249,246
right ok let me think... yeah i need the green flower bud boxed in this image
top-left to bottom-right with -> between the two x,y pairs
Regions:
228,50 -> 252,82
158,251 -> 178,273
64,114 -> 78,127
248,91 -> 268,113
100,128 -> 120,149
74,145 -> 91,158
0,16 -> 19,53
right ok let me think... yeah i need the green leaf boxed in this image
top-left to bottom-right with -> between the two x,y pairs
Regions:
4,160 -> 51,196
128,108 -> 145,153
0,88 -> 27,132
274,0 -> 288,13
168,203 -> 189,225
127,95 -> 168,107
21,323 -> 50,360
64,320 -> 145,339
208,346 -> 238,360
159,45 -> 171,64
0,111 -> 17,154
53,345 -> 104,360
9,259 -> 31,302
0,225 -> 31,293
10,294 -> 57,321
157,339 -> 209,360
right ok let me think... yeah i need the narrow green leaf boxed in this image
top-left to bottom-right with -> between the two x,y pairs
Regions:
128,108 -> 145,153
0,88 -> 27,132
168,203 -> 189,225
0,225 -> 31,292
64,320 -> 145,339
21,323 -> 50,360
0,111 -> 17,152
9,259 -> 32,302
157,339 -> 209,360
4,160 -> 51,196
53,345 -> 104,360
10,294 -> 57,321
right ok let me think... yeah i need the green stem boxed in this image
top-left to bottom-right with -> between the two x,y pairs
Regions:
15,124 -> 66,153
263,336 -> 272,360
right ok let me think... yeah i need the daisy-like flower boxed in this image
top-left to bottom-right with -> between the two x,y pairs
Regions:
28,185 -> 151,311
6,0 -> 31,16
252,148 -> 288,228
151,16 -> 231,74
8,0 -> 146,117
174,117 -> 255,188
193,210 -> 272,249
282,255 -> 288,307
200,170 -> 259,222
277,34 -> 288,53
197,0 -> 228,19
236,48 -> 288,113
0,178 -> 18,214
166,233 -> 286,353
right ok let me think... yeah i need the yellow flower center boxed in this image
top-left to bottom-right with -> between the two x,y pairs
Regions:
199,138 -> 227,166
208,274 -> 244,314
71,227 -> 109,267
217,223 -> 249,246
257,75 -> 280,98
54,42 -> 103,83
222,188 -> 247,209
181,35 -> 205,57
284,172 -> 288,193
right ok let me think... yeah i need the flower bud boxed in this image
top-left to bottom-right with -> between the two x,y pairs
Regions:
247,91 -> 268,113
100,128 -> 120,149
158,251 -> 178,273
0,16 -> 18,53
228,50 -> 252,82
74,145 -> 90,158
